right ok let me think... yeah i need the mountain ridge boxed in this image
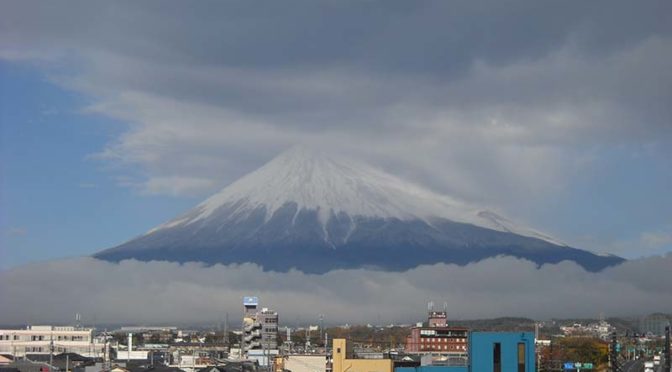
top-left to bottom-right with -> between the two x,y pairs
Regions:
94,146 -> 624,272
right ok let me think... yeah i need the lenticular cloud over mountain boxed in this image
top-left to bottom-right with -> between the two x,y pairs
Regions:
94,147 -> 623,272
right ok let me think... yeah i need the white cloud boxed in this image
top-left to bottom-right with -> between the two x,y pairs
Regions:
0,255 -> 670,325
641,230 -> 672,248
141,176 -> 216,197
594,227 -> 672,258
1,1 -> 670,205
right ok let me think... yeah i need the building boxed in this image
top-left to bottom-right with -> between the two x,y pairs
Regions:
331,339 -> 393,372
256,309 -> 279,350
197,361 -> 258,372
403,332 -> 534,372
241,297 -> 279,366
274,354 -> 327,372
467,332 -> 535,372
0,326 -> 106,359
1,359 -> 53,372
639,313 -> 671,337
113,333 -> 149,362
559,321 -> 613,340
242,296 -> 261,355
405,311 -> 468,356
20,352 -> 95,371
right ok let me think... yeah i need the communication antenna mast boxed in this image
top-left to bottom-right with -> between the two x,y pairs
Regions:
427,301 -> 434,311
324,332 -> 328,353
75,313 -> 82,329
319,314 -> 325,341
443,302 -> 448,312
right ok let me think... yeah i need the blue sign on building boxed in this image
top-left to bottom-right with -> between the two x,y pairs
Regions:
243,296 -> 258,306
564,362 -> 575,370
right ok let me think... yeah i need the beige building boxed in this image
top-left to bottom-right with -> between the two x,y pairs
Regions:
276,354 -> 327,372
0,326 -> 106,358
331,339 -> 392,372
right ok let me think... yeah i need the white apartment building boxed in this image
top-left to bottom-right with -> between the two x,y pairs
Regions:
0,326 -> 106,359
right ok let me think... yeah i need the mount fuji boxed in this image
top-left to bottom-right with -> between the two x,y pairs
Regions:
94,146 -> 624,272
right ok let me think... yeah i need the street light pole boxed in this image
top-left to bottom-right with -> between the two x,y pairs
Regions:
664,325 -> 670,372
610,332 -> 619,372
49,334 -> 54,370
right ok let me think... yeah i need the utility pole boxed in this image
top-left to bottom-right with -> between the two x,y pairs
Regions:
305,327 -> 310,352
241,313 -> 245,360
664,325 -> 670,372
49,334 -> 54,370
286,328 -> 292,354
610,332 -> 620,372
324,332 -> 328,355
224,312 -> 229,346
266,331 -> 272,372
319,314 -> 325,343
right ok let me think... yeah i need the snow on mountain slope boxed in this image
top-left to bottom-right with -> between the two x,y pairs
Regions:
147,146 -> 564,245
96,146 -> 624,273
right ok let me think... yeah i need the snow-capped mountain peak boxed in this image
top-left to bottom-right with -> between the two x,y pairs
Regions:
150,146 -> 562,245
97,146 -> 623,273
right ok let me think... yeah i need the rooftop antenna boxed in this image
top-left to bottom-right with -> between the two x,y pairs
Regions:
427,301 -> 434,312
443,302 -> 448,312
319,314 -> 325,341
75,313 -> 82,329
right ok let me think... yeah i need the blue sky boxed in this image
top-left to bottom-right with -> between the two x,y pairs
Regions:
1,62 -> 198,269
1,0 -> 672,270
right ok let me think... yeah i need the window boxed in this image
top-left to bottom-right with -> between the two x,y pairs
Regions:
517,343 -> 526,372
493,343 -> 501,372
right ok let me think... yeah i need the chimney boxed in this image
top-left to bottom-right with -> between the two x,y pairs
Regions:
127,333 -> 133,361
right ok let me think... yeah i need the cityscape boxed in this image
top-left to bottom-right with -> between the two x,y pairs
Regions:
1,1 -> 671,372
0,298 -> 670,372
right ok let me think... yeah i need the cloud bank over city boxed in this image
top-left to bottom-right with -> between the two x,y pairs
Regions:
1,255 -> 670,325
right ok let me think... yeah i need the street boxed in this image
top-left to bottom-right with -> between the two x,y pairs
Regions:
621,360 -> 643,372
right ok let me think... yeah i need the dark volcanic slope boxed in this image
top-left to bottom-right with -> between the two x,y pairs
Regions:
95,203 -> 624,273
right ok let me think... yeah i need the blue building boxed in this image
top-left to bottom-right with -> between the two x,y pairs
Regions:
394,332 -> 535,372
469,332 -> 535,372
